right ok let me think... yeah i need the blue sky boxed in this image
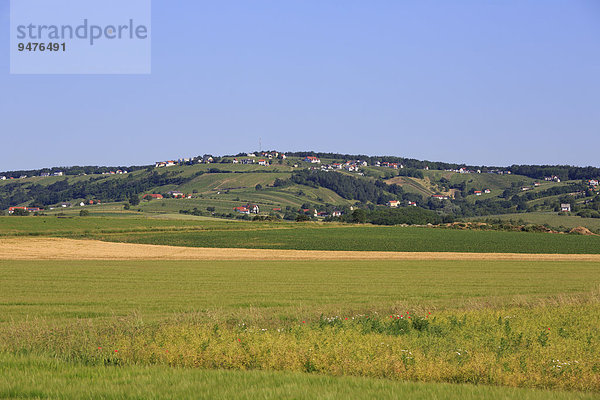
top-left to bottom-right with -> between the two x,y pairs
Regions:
1,1 -> 599,171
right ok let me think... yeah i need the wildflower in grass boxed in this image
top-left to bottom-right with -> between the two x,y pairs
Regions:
97,347 -> 102,350
114,350 -> 118,353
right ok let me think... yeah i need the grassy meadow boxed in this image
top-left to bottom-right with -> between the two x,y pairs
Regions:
2,216 -> 600,398
1,258 -> 600,396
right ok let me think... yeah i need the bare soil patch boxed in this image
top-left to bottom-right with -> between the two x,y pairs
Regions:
1,238 -> 600,261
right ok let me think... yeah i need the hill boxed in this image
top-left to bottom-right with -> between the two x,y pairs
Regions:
1,153 -> 599,228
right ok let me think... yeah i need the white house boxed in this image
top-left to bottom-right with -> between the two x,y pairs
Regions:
387,200 -> 401,208
304,156 -> 321,164
561,204 -> 571,212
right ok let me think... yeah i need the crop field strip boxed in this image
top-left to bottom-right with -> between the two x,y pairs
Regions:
2,216 -> 600,254
3,238 -> 600,261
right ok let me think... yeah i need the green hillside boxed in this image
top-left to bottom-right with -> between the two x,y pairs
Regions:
1,157 -> 598,227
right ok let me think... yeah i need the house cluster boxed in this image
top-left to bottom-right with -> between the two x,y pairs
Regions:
39,171 -> 65,177
155,160 -> 177,168
544,176 -> 561,183
234,204 -> 260,214
168,191 -> 192,199
155,157 -> 201,168
298,208 -> 343,218
8,206 -> 43,214
444,168 -> 483,174
259,151 -> 286,160
303,156 -> 321,164
588,179 -> 599,187
474,189 -> 491,196
319,160 -> 368,172
233,158 -> 271,166
101,170 -> 127,175
432,194 -> 449,200
376,161 -> 403,169
386,200 -> 417,207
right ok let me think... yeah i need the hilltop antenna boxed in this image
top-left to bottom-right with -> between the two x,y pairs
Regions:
259,137 -> 262,152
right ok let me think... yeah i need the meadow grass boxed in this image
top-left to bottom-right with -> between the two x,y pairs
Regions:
1,259 -> 600,393
2,354 -> 596,400
1,259 -> 599,322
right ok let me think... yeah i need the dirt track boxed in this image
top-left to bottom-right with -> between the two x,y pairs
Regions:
1,238 -> 600,261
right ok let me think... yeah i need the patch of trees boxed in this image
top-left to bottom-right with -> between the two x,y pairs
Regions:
287,170 -> 401,204
0,171 -> 204,208
397,168 -> 424,179
0,165 -> 148,179
510,165 -> 600,181
330,207 -> 446,225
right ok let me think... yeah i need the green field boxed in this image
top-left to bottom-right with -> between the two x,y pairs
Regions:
3,354 -> 596,400
473,212 -> 600,232
1,258 -> 600,396
3,259 -> 600,322
2,216 -> 600,254
2,216 -> 600,398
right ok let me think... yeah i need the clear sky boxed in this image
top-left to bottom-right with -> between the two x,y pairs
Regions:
1,1 -> 599,171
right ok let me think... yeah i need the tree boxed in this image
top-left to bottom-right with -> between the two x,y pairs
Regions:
79,209 -> 90,217
11,208 -> 29,216
255,184 -> 263,191
350,209 -> 367,223
129,195 -> 140,206
295,214 -> 310,222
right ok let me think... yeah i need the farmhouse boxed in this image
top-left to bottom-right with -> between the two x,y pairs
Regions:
242,159 -> 255,165
474,191 -> 482,196
234,204 -> 259,214
408,201 -> 417,206
589,180 -> 599,187
484,189 -> 491,194
561,204 -> 571,212
144,194 -> 163,200
332,210 -> 342,217
432,195 -> 449,200
387,200 -> 401,208
168,191 -> 185,198
53,171 -> 64,176
0,176 -> 6,180
304,156 -> 321,164
258,159 -> 270,166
